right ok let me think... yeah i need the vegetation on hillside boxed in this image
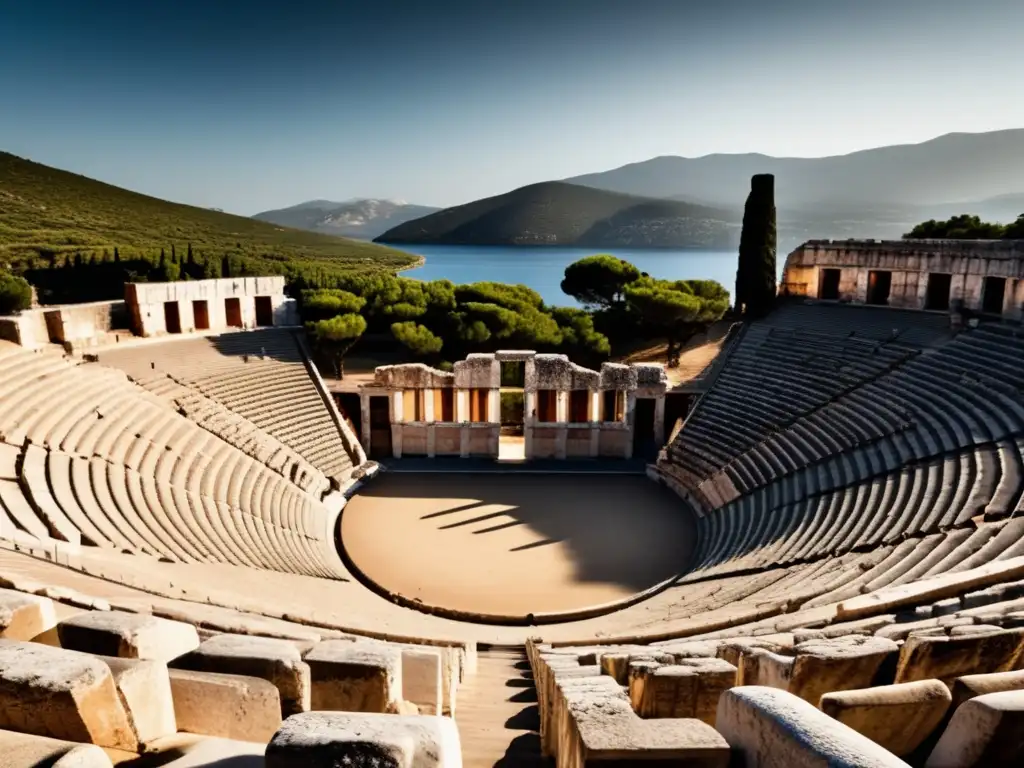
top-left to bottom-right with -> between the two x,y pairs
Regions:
374,181 -> 738,248
0,270 -> 32,315
735,174 -> 777,318
0,151 -> 418,305
302,256 -> 729,375
903,213 -> 1024,240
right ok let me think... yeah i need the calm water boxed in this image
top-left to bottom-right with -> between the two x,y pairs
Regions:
401,245 -> 740,306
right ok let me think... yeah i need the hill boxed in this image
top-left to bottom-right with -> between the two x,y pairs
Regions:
374,181 -> 739,248
0,152 -> 418,278
254,199 -> 440,240
567,130 -> 1024,210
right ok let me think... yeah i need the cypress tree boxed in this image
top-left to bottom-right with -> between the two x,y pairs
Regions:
735,174 -> 777,318
171,244 -> 177,262
113,247 -> 120,263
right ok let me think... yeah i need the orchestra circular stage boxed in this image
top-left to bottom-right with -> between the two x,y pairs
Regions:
340,472 -> 697,621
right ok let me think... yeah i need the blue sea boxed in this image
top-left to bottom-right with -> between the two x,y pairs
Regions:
399,245 -> 742,307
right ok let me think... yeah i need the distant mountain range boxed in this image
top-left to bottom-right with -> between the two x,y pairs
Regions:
253,199 -> 439,240
272,130 -> 1024,250
374,182 -> 739,248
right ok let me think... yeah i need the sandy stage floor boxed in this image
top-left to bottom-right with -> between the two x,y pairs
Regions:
341,473 -> 697,618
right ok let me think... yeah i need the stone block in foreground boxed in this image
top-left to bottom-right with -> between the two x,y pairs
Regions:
169,668 -> 281,743
0,729 -> 113,768
0,640 -> 134,749
265,711 -> 463,768
628,657 -> 737,724
926,690 -> 1024,767
171,633 -> 310,717
716,686 -> 911,767
895,629 -> 1024,686
99,656 -> 177,747
819,679 -> 951,757
949,669 -> 1024,711
304,640 -> 402,713
0,588 -> 56,641
57,611 -> 200,662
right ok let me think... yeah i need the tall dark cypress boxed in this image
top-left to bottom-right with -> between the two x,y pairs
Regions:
735,173 -> 778,318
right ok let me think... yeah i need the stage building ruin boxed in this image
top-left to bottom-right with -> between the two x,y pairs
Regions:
358,351 -> 669,461
782,239 -> 1024,319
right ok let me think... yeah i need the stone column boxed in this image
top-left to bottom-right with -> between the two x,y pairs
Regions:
524,390 -> 536,460
589,390 -> 600,457
624,392 -> 637,459
589,391 -> 601,422
456,389 -> 469,423
424,389 -> 435,458
654,395 -> 666,445
555,391 -> 568,423
487,389 -> 500,423
360,392 -> 371,455
390,390 -> 403,458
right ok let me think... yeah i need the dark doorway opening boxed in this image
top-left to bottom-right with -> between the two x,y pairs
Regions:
192,300 -> 210,331
368,396 -> 392,459
632,397 -> 656,459
983,276 -> 1007,315
163,301 -> 182,334
819,269 -> 841,301
435,389 -> 455,422
925,273 -> 952,311
254,296 -> 274,327
569,390 -> 590,423
336,393 -> 362,443
536,390 -> 558,423
866,271 -> 892,306
602,390 -> 625,422
225,298 -> 243,328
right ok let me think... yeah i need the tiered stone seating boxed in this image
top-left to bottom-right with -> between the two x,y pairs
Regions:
0,341 -> 345,579
98,329 -> 361,486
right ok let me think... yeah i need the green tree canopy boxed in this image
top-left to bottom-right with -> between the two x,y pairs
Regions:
0,271 -> 33,315
306,313 -> 367,379
904,213 -> 1024,240
560,255 -> 641,309
549,306 -> 611,362
301,289 -> 366,320
391,321 -> 443,358
625,277 -> 729,366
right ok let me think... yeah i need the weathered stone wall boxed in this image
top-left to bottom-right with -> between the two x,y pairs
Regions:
126,276 -> 295,337
0,310 -> 49,349
43,301 -> 129,345
782,239 -> 1024,318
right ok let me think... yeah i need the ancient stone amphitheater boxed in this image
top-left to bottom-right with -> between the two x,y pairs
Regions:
1,263 -> 1023,766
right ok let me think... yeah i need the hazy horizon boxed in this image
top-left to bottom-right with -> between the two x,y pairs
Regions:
2,0 -> 1023,215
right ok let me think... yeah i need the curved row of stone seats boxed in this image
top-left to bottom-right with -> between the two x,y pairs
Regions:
97,329 -> 360,485
529,622 -> 1024,766
127,372 -> 332,499
666,323 -> 919,486
0,584 -> 471,763
687,321 -> 1024,511
0,342 -> 346,578
687,440 -> 1024,577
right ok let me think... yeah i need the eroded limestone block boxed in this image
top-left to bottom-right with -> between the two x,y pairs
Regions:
926,690 -> 1024,767
98,656 -> 177,747
0,729 -> 113,768
266,711 -> 463,768
57,611 -> 200,662
171,634 -> 310,716
535,654 -> 602,757
600,651 -> 673,685
716,686 -> 911,767
895,629 -> 1024,685
820,679 -> 951,757
400,648 -> 442,716
950,669 -> 1024,711
560,677 -> 730,768
304,640 -> 401,713
169,668 -> 281,743
629,658 -> 737,725
0,588 -> 56,641
651,639 -> 723,660
718,635 -> 794,680
0,640 -> 134,749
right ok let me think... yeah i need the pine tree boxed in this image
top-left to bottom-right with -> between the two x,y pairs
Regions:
735,174 -> 777,318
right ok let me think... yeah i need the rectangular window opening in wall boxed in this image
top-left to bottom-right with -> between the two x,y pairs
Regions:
983,276 -> 1007,315
402,389 -> 425,422
225,297 -> 243,328
536,390 -> 558,423
470,388 -> 489,423
866,270 -> 892,306
568,390 -> 589,423
192,300 -> 210,331
602,390 -> 625,422
819,269 -> 841,301
925,273 -> 953,311
434,389 -> 454,422
254,296 -> 274,327
163,302 -> 182,334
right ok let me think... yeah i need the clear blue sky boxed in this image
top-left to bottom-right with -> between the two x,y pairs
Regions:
2,0 -> 1022,214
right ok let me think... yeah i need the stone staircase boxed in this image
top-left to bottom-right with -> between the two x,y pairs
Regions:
455,647 -> 548,768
